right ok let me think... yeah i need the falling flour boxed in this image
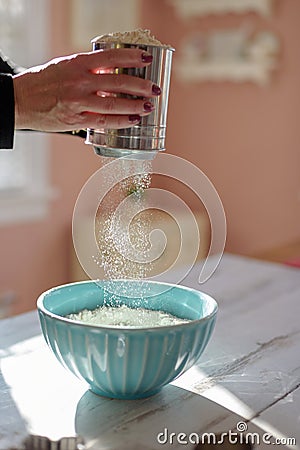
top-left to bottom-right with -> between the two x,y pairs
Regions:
67,304 -> 190,328
95,159 -> 154,281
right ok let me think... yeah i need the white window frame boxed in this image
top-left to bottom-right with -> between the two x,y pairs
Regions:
0,0 -> 55,225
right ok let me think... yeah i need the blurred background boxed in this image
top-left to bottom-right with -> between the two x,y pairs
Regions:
0,0 -> 299,316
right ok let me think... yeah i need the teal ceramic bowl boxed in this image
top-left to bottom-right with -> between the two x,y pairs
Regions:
37,280 -> 218,399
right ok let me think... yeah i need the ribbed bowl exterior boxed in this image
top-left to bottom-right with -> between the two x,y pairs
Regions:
37,281 -> 217,399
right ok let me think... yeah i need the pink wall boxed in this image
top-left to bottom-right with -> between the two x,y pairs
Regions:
0,132 -> 101,317
0,0 -> 101,314
0,0 -> 299,315
141,0 -> 300,255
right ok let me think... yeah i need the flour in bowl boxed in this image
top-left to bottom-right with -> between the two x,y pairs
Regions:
66,304 -> 191,328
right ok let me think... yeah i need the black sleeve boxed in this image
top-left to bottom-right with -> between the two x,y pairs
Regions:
0,73 -> 15,149
0,50 -> 24,75
0,51 -> 20,149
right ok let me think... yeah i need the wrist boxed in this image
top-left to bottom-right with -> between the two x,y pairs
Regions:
13,74 -> 24,130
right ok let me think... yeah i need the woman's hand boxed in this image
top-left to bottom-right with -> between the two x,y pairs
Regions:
13,48 -> 160,132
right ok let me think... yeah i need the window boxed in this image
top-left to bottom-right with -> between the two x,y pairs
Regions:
0,0 -> 53,224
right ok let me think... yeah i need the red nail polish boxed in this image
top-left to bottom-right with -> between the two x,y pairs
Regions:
129,115 -> 141,123
141,53 -> 153,63
144,102 -> 154,112
152,84 -> 161,95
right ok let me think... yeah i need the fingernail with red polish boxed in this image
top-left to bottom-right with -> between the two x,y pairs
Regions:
129,115 -> 141,123
144,102 -> 154,112
152,84 -> 161,95
141,53 -> 153,63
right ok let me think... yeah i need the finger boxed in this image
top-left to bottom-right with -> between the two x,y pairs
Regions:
90,73 -> 161,98
79,112 -> 141,129
78,48 -> 153,70
80,95 -> 155,116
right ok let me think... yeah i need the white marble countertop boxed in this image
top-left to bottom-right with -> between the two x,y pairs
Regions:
1,254 -> 299,449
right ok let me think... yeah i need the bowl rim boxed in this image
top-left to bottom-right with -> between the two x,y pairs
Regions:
37,279 -> 218,331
